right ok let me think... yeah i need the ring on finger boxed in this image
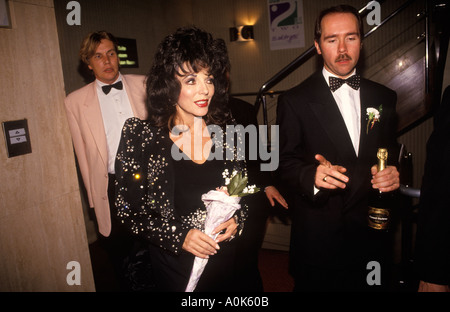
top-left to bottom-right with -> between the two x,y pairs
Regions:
323,176 -> 328,182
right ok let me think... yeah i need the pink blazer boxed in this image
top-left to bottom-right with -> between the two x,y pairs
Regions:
64,74 -> 147,237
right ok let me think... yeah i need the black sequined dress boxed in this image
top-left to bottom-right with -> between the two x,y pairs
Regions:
151,151 -> 238,291
114,118 -> 248,292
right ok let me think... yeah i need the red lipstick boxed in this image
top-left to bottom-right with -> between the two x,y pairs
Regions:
195,100 -> 209,108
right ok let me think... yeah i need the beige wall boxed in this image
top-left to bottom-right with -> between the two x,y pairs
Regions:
0,0 -> 94,291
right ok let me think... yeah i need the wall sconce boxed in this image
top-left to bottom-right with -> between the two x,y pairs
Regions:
229,25 -> 254,42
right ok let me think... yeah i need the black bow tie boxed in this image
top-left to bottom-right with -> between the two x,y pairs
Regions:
329,75 -> 360,92
102,81 -> 123,94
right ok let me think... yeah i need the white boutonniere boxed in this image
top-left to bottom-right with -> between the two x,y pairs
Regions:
366,105 -> 383,134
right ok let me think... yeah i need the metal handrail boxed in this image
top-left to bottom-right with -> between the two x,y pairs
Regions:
254,0 -> 418,125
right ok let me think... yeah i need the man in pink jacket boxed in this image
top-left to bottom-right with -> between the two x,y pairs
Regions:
64,31 -> 147,290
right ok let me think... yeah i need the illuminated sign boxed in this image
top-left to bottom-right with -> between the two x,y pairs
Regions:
116,37 -> 139,68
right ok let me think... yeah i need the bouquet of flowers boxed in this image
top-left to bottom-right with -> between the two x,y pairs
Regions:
185,169 -> 259,292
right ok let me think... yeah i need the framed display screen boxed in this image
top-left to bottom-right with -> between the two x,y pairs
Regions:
0,0 -> 11,28
117,37 -> 139,68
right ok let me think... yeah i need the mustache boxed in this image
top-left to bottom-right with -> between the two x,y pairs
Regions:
335,54 -> 352,62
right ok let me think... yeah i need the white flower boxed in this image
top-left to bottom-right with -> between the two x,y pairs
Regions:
366,107 -> 380,119
247,185 -> 257,193
222,169 -> 229,179
366,105 -> 383,134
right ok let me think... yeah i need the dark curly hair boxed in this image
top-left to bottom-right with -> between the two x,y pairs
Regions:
146,26 -> 231,130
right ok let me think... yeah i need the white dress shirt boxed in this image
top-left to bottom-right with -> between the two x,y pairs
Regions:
314,68 -> 361,195
96,73 -> 134,174
322,68 -> 361,155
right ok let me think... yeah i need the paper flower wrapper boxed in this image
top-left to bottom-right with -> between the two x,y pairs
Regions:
185,190 -> 241,292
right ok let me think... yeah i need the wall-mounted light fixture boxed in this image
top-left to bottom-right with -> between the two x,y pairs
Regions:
229,25 -> 254,42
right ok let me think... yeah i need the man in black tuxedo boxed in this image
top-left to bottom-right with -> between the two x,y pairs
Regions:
228,96 -> 288,291
415,86 -> 450,292
276,5 -> 400,291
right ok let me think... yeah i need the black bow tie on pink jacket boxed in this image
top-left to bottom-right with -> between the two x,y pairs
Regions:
102,81 -> 123,94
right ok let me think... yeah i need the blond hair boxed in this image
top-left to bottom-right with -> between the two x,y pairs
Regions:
79,31 -> 118,64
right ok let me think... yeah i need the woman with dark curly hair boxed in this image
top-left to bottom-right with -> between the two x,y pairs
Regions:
146,27 -> 231,130
114,26 -> 251,292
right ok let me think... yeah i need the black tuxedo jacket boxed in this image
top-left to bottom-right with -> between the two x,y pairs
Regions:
415,86 -> 450,285
276,70 -> 398,273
